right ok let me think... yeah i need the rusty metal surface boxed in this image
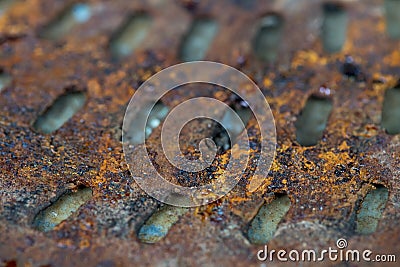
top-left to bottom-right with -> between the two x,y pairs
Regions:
0,0 -> 399,266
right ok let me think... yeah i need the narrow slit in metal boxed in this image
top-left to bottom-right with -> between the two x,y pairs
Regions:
38,3 -> 92,40
355,184 -> 389,235
321,2 -> 348,53
295,95 -> 333,146
253,13 -> 283,62
381,86 -> 400,135
109,12 -> 152,59
179,18 -> 218,62
33,90 -> 86,134
138,205 -> 188,243
247,194 -> 291,245
32,186 -> 92,232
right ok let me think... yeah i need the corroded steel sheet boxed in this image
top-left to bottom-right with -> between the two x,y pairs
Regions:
0,0 -> 399,266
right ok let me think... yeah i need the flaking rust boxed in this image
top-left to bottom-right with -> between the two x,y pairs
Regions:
0,0 -> 399,266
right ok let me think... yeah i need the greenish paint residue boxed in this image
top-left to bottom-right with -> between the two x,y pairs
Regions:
109,13 -> 152,59
253,14 -> 283,62
247,195 -> 291,245
321,2 -> 348,53
33,91 -> 86,134
295,96 -> 333,146
138,206 -> 188,243
385,0 -> 400,39
355,185 -> 389,235
381,87 -> 400,135
39,3 -> 92,40
33,187 -> 92,232
179,18 -> 218,62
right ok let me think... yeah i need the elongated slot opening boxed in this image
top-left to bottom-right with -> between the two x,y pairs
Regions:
247,194 -> 291,245
295,95 -> 333,146
321,2 -> 348,53
381,86 -> 400,135
138,205 -> 188,243
38,3 -> 92,40
109,13 -> 152,59
355,184 -> 389,235
33,90 -> 86,134
253,13 -> 284,62
179,18 -> 218,62
33,186 -> 92,232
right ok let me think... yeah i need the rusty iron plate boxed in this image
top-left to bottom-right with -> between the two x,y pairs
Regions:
0,0 -> 399,266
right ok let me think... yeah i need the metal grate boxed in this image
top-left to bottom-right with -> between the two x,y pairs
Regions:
0,0 -> 399,266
